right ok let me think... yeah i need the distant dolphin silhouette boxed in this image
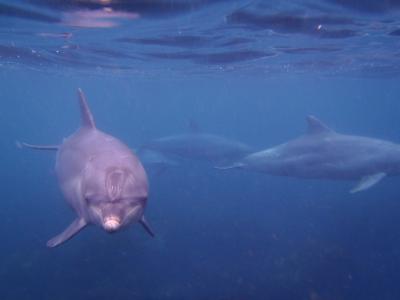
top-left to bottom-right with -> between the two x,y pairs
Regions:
219,116 -> 400,193
20,89 -> 154,247
138,148 -> 180,176
141,132 -> 254,166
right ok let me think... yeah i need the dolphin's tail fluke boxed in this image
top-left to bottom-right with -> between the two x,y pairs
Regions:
16,141 -> 59,151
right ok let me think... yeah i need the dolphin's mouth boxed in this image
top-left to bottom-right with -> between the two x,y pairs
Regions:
103,215 -> 121,232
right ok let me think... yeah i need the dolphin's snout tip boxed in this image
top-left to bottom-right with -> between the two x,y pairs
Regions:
103,216 -> 121,232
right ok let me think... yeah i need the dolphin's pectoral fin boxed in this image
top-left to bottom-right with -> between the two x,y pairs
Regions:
47,218 -> 87,248
16,141 -> 59,151
139,216 -> 155,237
214,162 -> 244,170
350,172 -> 387,193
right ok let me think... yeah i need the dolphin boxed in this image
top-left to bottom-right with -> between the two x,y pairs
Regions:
138,148 -> 180,174
141,133 -> 254,166
219,116 -> 400,193
20,89 -> 154,247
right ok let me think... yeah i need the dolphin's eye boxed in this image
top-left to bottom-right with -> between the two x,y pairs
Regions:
133,196 -> 147,206
84,196 -> 93,205
84,194 -> 103,204
116,196 -> 146,207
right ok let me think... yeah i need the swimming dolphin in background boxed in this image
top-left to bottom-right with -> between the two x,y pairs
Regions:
219,116 -> 400,193
141,133 -> 254,166
20,89 -> 154,247
138,148 -> 180,176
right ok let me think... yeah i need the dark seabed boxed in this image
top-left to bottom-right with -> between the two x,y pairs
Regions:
1,1 -> 400,299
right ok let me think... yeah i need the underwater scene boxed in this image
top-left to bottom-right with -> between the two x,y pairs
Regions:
1,0 -> 400,299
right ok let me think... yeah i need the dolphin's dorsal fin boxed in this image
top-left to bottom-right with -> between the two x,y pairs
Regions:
188,119 -> 200,134
306,115 -> 333,135
78,88 -> 96,129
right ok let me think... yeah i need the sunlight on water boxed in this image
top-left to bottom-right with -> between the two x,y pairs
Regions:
0,0 -> 399,77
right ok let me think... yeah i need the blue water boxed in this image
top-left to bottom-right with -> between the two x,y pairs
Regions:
2,1 -> 400,299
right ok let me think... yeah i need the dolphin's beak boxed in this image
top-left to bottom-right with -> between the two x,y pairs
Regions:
103,215 -> 121,232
